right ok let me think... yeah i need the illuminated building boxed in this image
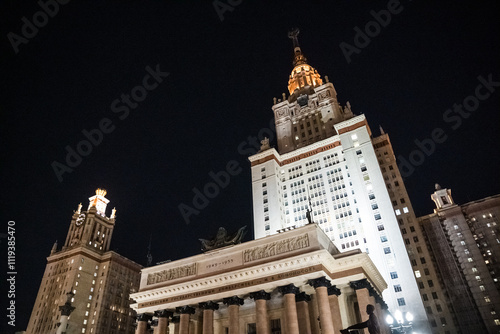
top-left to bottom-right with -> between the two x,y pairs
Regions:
418,186 -> 500,333
25,189 -> 141,334
249,29 -> 429,332
130,224 -> 392,334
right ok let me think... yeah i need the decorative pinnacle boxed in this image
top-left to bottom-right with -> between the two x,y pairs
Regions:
95,188 -> 107,197
288,28 -> 301,49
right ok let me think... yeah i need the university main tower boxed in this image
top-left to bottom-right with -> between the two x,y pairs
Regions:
26,189 -> 141,334
250,30 -> 429,332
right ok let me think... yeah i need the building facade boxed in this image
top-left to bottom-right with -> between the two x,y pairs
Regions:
418,186 -> 500,334
25,189 -> 142,334
131,224 -> 391,334
249,31 -> 428,332
373,134 -> 459,334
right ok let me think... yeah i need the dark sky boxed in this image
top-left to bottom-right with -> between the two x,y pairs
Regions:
1,0 -> 499,332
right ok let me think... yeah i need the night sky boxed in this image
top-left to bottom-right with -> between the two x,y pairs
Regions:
1,0 -> 499,332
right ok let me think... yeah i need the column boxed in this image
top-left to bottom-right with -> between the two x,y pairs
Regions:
327,286 -> 342,334
350,279 -> 375,334
278,283 -> 300,334
223,296 -> 244,334
136,314 -> 152,334
199,301 -> 219,334
295,292 -> 312,334
308,277 -> 335,334
176,306 -> 195,334
250,290 -> 271,334
155,310 -> 172,334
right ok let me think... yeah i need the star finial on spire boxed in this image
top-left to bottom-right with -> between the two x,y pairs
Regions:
288,28 -> 307,66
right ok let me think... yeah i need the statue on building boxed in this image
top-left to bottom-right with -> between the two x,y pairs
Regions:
199,226 -> 247,252
259,137 -> 271,152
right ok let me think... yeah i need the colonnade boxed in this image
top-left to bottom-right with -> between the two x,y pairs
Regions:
135,277 -> 388,334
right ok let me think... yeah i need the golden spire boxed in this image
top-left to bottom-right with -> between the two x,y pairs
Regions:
287,28 -> 323,95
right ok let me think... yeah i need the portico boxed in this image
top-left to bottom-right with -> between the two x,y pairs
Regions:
131,224 -> 389,334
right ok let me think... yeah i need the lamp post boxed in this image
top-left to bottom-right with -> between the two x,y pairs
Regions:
385,310 -> 415,334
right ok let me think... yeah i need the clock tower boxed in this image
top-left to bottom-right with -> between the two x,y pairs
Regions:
26,188 -> 141,334
63,188 -> 116,252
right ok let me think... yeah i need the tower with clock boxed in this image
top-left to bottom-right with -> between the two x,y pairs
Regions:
63,188 -> 116,252
25,189 -> 141,334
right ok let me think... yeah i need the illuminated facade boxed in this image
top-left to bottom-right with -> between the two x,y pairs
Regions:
131,224 -> 392,334
418,186 -> 500,333
25,190 -> 141,334
250,30 -> 429,332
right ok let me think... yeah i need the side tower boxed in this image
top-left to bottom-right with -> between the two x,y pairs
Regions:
249,30 -> 428,332
26,189 -> 141,334
419,185 -> 500,333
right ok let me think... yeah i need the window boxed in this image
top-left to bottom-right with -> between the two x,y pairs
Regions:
422,293 -> 428,301
394,284 -> 402,292
271,319 -> 281,334
397,298 -> 406,306
378,225 -> 385,231
426,306 -> 433,314
374,214 -> 381,220
410,226 -> 415,232
403,207 -> 409,213
428,280 -> 434,287
400,198 -> 406,204
432,292 -> 438,299
418,281 -> 424,289
420,257 -> 426,264
401,228 -> 407,234
395,209 -> 401,216
424,268 -> 430,275
436,304 -> 442,312
380,236 -> 388,242
384,247 -> 391,254
411,259 -> 417,266
390,271 -> 398,279
405,238 -> 410,245
247,323 -> 257,334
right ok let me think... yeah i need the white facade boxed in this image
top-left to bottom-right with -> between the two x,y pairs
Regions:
249,42 -> 429,331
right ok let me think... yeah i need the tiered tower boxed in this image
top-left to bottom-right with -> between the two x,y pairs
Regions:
26,189 -> 141,334
250,30 -> 429,332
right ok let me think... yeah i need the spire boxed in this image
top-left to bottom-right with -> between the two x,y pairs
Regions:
379,125 -> 385,135
288,28 -> 307,66
286,28 -> 323,95
146,234 -> 153,267
51,240 -> 58,255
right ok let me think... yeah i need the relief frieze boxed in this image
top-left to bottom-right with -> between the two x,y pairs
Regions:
243,233 -> 309,262
147,263 -> 197,285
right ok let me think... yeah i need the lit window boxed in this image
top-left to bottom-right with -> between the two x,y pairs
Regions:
476,276 -> 481,281
351,134 -> 358,140
468,258 -> 473,262
395,209 -> 401,216
472,268 -> 478,273
485,296 -> 491,303
480,285 -> 485,291
403,207 -> 409,213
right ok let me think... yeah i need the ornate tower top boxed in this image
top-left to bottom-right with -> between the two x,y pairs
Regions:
88,188 -> 110,215
431,184 -> 455,211
287,28 -> 323,94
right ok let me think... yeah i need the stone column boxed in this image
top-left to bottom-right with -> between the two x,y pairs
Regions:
136,314 -> 152,334
327,286 -> 342,334
350,279 -> 375,334
155,310 -> 172,334
151,319 -> 159,334
199,301 -> 219,334
278,284 -> 300,334
250,290 -> 271,334
308,277 -> 335,334
295,292 -> 312,334
223,296 -> 244,334
176,306 -> 195,334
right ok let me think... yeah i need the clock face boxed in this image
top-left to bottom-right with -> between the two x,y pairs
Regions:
76,213 -> 86,226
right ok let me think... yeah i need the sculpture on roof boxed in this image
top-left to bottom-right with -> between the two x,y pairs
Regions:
199,226 -> 247,252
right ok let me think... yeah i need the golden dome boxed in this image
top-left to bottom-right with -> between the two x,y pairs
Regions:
288,64 -> 323,94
